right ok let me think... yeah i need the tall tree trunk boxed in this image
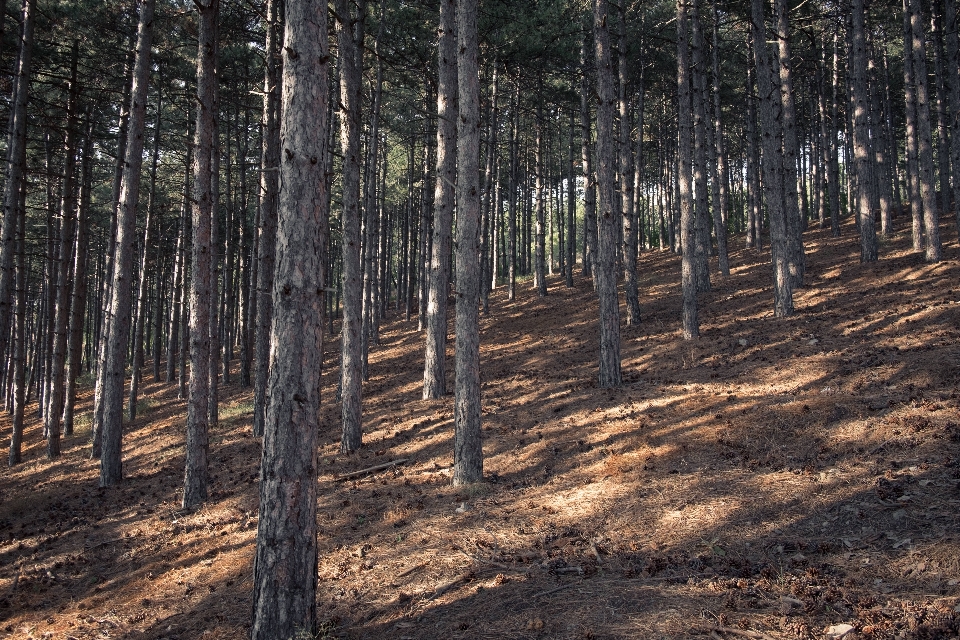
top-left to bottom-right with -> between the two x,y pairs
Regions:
903,1 -> 924,251
166,151 -> 190,384
619,4 -> 640,323
453,0 -> 483,485
678,0 -> 699,338
183,0 -> 217,511
594,0 -> 623,386
99,0 -> 155,487
44,39 -> 80,457
128,82 -> 161,421
909,0 -> 942,261
710,4 -> 730,276
424,0 -> 456,399
775,0 -> 805,285
63,119 -> 93,437
828,29 -> 842,237
534,98 -> 547,297
335,0 -> 365,452
946,0 -> 960,235
508,82 -> 519,299
0,0 -> 35,394
850,0 -> 879,262
250,0 -> 328,632
253,0 -> 281,437
566,110 -> 576,288
7,162 -> 26,466
690,0 -> 711,293
580,35 -> 597,281
752,0 -> 793,317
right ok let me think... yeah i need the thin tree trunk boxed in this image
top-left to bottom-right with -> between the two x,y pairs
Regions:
98,0 -> 155,486
594,0 -> 623,385
534,98 -> 547,297
44,40 -> 80,456
710,4 -> 730,276
335,0 -> 365,452
0,0 -> 35,396
453,0 -> 483,485
253,0 -> 281,437
678,0 -> 699,339
850,0 -> 879,262
128,82 -> 161,421
619,4 -> 639,323
183,0 -> 217,511
909,0 -> 942,261
775,0 -> 805,285
8,163 -> 25,466
63,118 -> 93,437
752,0 -> 793,317
946,0 -> 960,234
423,0 -> 458,400
903,1 -> 923,250
581,35 -> 597,282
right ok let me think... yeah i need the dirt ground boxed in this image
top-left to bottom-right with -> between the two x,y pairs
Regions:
2,215 -> 960,640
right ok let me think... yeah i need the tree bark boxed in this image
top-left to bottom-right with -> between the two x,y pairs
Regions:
128,83 -> 161,421
909,0 -> 942,262
903,1 -> 923,251
63,119 -> 93,437
850,0 -> 879,262
619,4 -> 640,323
99,0 -> 156,487
183,0 -> 218,511
594,0 -> 623,385
453,0 -> 483,485
424,0 -> 456,400
678,0 -> 699,339
946,0 -> 960,235
44,39 -> 81,457
752,0 -> 793,317
253,0 -> 281,437
250,0 -> 328,632
775,0 -> 805,285
0,0 -> 35,392
335,0 -> 365,452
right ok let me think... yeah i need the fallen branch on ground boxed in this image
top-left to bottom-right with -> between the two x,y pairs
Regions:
337,458 -> 409,481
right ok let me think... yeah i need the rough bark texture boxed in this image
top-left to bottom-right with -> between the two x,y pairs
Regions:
619,5 -> 640,324
99,0 -> 155,487
0,0 -> 35,390
850,0 -> 878,262
130,88 -> 161,421
594,0 -> 623,385
710,5 -> 730,277
336,0 -> 364,452
453,0 -> 483,485
250,0 -> 328,633
752,0 -> 793,317
534,107 -> 547,297
45,40 -> 80,457
253,0 -> 281,437
902,1 -> 923,252
580,35 -> 597,281
63,126 -> 92,437
909,0 -> 941,262
183,0 -> 217,511
424,0 -> 456,400
947,0 -> 960,236
690,0 -> 711,294
8,171 -> 26,466
677,0 -> 699,339
775,0 -> 806,285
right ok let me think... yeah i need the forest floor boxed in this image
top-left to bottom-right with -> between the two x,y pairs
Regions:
2,215 -> 960,640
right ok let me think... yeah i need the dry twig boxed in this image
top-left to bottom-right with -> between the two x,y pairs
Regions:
337,458 -> 409,481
